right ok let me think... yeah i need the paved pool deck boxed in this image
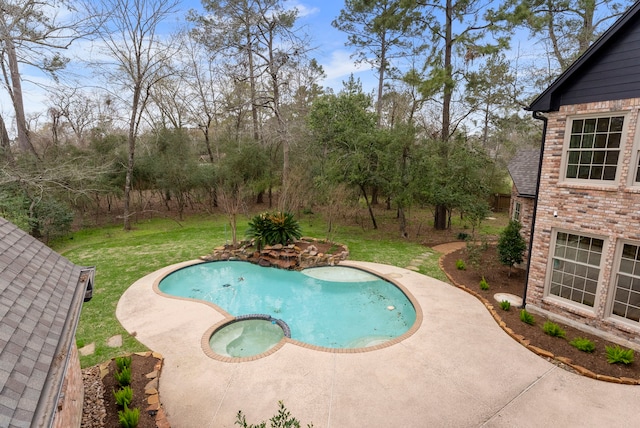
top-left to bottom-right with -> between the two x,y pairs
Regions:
116,259 -> 639,428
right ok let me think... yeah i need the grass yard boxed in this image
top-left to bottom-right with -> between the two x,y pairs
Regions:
55,211 -> 453,367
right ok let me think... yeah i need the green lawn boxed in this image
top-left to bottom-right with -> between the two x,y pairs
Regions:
54,212 -> 453,367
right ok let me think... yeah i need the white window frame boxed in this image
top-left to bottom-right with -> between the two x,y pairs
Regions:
513,201 -> 521,222
607,240 -> 640,326
545,229 -> 606,312
560,112 -> 629,185
628,116 -> 640,187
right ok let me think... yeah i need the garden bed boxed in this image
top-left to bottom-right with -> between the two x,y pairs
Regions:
442,246 -> 639,381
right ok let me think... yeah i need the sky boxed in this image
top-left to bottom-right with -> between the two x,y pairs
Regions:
0,0 -> 372,121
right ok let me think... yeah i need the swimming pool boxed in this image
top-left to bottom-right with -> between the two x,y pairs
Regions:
158,261 -> 417,351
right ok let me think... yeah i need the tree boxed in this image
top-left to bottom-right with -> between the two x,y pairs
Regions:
191,0 -> 312,209
518,0 -> 632,72
497,219 -> 527,277
216,140 -> 268,245
309,76 -> 380,229
0,0 -> 88,155
401,0 -> 514,229
89,0 -> 180,230
333,0 -> 419,126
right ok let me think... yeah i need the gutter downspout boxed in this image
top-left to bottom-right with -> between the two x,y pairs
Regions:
522,111 -> 548,308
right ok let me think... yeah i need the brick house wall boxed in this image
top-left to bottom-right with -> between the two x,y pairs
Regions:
526,98 -> 640,347
53,343 -> 84,428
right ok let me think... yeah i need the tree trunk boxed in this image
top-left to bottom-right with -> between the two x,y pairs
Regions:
359,183 -> 378,229
6,39 -> 37,156
0,114 -> 14,164
123,83 -> 142,231
434,204 -> 447,230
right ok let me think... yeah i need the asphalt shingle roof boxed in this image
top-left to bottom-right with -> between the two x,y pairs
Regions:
508,149 -> 541,198
0,217 -> 90,428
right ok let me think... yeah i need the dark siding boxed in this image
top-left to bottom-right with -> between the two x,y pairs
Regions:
557,18 -> 640,108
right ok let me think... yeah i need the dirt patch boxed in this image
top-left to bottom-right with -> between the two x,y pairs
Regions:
442,246 -> 639,381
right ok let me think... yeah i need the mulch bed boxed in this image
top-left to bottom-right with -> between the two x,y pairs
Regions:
101,353 -> 162,428
442,245 -> 639,381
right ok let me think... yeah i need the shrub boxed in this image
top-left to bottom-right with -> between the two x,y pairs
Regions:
499,300 -> 511,311
115,356 -> 132,372
455,259 -> 466,270
457,232 -> 469,241
479,277 -> 489,290
246,212 -> 302,249
542,321 -> 566,338
236,400 -> 313,428
569,337 -> 596,353
114,366 -> 131,387
113,386 -> 133,408
605,345 -> 634,365
519,309 -> 535,325
497,220 -> 527,277
118,405 -> 140,428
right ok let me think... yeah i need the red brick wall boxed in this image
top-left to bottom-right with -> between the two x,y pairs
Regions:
526,98 -> 640,346
53,343 -> 84,428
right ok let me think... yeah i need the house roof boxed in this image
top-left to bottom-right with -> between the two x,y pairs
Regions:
508,149 -> 541,198
0,217 -> 92,428
527,0 -> 640,112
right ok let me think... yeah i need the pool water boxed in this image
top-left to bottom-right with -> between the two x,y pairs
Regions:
159,261 -> 417,349
209,319 -> 285,357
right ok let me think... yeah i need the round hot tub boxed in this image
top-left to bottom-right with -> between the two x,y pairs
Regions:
208,314 -> 290,358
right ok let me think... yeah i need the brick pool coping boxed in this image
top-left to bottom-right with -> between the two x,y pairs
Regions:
151,260 -> 423,363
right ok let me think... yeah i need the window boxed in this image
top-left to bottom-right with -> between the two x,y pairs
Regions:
513,201 -> 521,221
611,243 -> 640,323
565,115 -> 624,181
549,232 -> 603,307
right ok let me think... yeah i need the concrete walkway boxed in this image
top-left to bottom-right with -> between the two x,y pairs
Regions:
116,261 -> 639,428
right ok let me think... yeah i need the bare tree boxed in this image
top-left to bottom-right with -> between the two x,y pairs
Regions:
0,0 -> 90,156
88,0 -> 180,230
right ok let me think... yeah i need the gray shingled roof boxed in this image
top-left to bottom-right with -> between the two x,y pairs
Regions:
508,149 -> 541,198
0,217 -> 92,428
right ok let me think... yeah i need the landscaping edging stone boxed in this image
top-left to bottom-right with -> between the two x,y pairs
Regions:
438,254 -> 640,385
201,237 -> 349,270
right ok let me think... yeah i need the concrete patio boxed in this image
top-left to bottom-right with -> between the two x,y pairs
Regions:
116,260 -> 639,427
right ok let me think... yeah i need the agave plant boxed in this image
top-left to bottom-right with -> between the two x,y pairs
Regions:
246,211 -> 302,249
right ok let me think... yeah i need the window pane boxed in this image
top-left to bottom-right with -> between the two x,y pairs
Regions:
610,116 -> 624,132
569,135 -> 582,148
593,151 -> 605,163
566,165 -> 578,178
627,307 -> 640,322
582,134 -> 594,148
584,118 -> 596,133
596,117 -> 610,132
568,151 -> 580,163
603,166 -> 616,180
622,244 -> 638,259
616,288 -> 630,303
590,166 -> 603,179
607,132 -> 621,148
572,119 -> 584,133
578,166 -> 590,179
594,134 -> 607,148
580,151 -> 593,163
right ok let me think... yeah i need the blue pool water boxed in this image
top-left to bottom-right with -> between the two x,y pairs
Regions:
159,261 -> 417,349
